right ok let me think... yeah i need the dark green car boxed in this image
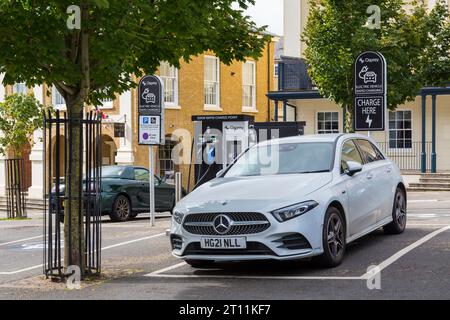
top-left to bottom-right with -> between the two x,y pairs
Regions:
101,165 -> 179,222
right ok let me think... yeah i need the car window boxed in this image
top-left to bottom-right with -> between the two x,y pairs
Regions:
341,140 -> 363,173
224,142 -> 334,177
134,168 -> 149,181
355,139 -> 384,164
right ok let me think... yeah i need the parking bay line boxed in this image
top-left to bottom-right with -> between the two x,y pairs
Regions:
360,225 -> 450,280
0,233 -> 165,275
0,235 -> 46,247
146,226 -> 450,281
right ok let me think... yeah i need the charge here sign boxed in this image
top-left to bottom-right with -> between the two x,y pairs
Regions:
354,96 -> 385,131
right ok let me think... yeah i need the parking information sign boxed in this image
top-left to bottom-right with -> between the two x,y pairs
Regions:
138,115 -> 161,145
354,51 -> 387,131
138,75 -> 164,145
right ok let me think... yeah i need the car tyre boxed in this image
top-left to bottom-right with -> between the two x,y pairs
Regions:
109,195 -> 131,222
315,206 -> 346,268
384,188 -> 407,234
185,259 -> 215,268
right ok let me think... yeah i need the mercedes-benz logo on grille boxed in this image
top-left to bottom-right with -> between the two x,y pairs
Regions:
213,214 -> 232,235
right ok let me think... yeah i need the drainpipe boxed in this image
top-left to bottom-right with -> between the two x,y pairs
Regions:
421,94 -> 427,174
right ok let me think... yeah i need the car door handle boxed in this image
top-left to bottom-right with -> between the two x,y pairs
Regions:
387,167 -> 392,173
366,174 -> 373,180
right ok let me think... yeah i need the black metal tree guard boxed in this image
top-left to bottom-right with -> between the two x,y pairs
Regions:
5,158 -> 26,218
43,110 -> 102,280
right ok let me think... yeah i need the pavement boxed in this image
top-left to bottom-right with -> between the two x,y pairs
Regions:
0,191 -> 449,300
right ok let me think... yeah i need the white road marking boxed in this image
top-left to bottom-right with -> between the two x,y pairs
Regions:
146,262 -> 187,276
409,199 -> 438,203
0,235 -> 45,247
145,262 -> 361,280
146,226 -> 450,281
0,233 -> 165,275
360,225 -> 450,280
147,273 -> 362,280
101,233 -> 165,251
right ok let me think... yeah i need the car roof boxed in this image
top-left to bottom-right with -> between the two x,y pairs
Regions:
257,133 -> 374,146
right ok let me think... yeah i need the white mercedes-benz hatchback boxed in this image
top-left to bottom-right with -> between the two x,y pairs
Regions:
170,134 -> 407,268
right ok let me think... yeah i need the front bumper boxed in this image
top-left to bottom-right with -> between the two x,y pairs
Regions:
170,206 -> 325,262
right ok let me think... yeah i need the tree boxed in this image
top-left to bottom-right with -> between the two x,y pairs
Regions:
302,0 -> 450,132
0,94 -> 47,157
0,93 -> 48,218
0,0 -> 268,274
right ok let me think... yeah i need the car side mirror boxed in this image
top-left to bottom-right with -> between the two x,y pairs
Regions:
345,161 -> 363,177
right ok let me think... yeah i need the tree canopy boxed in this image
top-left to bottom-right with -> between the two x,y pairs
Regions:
0,94 -> 48,157
302,0 -> 450,130
0,0 -> 268,108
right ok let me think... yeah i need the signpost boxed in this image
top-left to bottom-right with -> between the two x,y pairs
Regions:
354,51 -> 387,132
138,75 -> 165,227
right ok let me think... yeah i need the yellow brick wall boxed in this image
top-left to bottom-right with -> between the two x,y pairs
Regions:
131,41 -> 276,188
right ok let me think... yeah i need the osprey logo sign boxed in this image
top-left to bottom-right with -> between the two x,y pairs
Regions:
138,75 -> 165,145
355,51 -> 386,95
354,51 -> 387,131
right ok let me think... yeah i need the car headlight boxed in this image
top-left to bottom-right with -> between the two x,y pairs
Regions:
271,200 -> 319,222
173,210 -> 184,224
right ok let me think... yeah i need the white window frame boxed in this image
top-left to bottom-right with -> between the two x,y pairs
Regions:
388,110 -> 413,151
242,61 -> 257,112
98,94 -> 114,109
12,82 -> 27,95
52,86 -> 66,110
160,61 -> 179,109
316,111 -> 340,134
204,55 -> 221,111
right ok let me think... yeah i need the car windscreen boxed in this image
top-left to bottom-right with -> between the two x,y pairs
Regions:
102,166 -> 126,178
224,142 -> 334,177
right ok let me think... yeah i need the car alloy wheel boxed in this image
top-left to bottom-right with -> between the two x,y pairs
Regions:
384,188 -> 407,234
394,191 -> 406,229
116,198 -> 129,219
326,212 -> 345,260
110,195 -> 131,222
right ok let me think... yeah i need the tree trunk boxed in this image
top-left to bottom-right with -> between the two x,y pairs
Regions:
64,96 -> 86,276
344,105 -> 354,133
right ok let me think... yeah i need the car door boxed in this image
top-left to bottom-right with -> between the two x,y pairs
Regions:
134,168 -> 150,210
340,139 -> 374,237
155,179 -> 175,211
354,139 -> 392,225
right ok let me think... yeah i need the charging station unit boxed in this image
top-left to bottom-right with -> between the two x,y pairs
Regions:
190,115 -> 306,189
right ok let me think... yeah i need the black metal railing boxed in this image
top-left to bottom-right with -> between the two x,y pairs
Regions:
43,110 -> 102,280
5,158 -> 26,218
278,56 -> 314,91
377,141 -> 432,172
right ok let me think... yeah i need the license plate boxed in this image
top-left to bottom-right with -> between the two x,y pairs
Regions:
200,237 -> 247,249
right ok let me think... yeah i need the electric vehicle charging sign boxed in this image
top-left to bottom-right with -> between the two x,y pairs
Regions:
354,51 -> 387,132
354,96 -> 385,131
138,75 -> 164,145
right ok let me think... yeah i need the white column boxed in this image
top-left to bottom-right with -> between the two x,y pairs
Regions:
115,90 -> 134,165
0,74 -> 6,197
28,85 -> 45,199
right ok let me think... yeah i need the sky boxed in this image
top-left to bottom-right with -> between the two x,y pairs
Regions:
243,0 -> 284,36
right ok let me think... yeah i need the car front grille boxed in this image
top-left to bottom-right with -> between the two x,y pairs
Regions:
183,212 -> 270,236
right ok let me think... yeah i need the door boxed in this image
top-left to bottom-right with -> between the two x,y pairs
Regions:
354,139 -> 392,225
155,180 -> 175,211
340,139 -> 374,237
134,168 -> 150,210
